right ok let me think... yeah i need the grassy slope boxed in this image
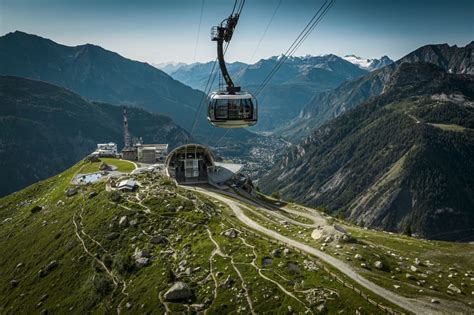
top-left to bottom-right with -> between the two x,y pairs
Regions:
0,161 -> 381,314
80,158 -> 136,174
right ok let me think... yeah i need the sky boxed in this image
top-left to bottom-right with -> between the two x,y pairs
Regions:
1,0 -> 473,65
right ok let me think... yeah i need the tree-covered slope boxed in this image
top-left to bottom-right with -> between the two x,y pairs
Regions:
260,62 -> 474,241
0,75 -> 191,197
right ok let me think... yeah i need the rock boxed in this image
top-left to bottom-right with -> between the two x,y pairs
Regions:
393,285 -> 400,289
88,191 -> 98,199
360,263 -> 368,269
316,303 -> 327,314
106,232 -> 120,240
149,235 -> 167,244
119,216 -> 128,228
65,188 -> 77,197
221,275 -> 234,288
410,265 -> 418,272
374,261 -> 384,270
414,258 -> 423,266
129,220 -> 138,228
283,248 -> 290,256
133,248 -> 150,259
135,257 -> 150,268
46,260 -> 58,273
354,254 -> 363,260
99,162 -> 112,171
164,282 -> 193,301
125,302 -> 132,309
216,271 -> 223,277
130,236 -> 138,242
406,273 -> 416,280
271,249 -> 281,257
430,299 -> 440,304
2,217 -> 12,224
40,294 -> 49,302
448,283 -> 461,294
110,191 -> 122,202
176,206 -> 184,212
31,205 -> 43,213
10,280 -> 19,288
222,228 -> 238,239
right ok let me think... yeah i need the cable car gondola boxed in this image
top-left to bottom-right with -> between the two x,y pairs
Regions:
207,11 -> 258,128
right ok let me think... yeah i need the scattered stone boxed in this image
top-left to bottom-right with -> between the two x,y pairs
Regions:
2,217 -> 12,224
410,265 -> 418,272
125,302 -> 132,309
176,206 -> 184,212
220,275 -> 234,288
283,248 -> 290,256
119,216 -> 128,228
271,249 -> 281,257
45,261 -> 58,273
31,205 -> 43,213
40,294 -> 49,302
135,257 -> 149,268
374,261 -> 384,270
406,273 -> 416,280
222,228 -> 238,239
88,191 -> 98,199
149,235 -> 167,244
393,285 -> 400,289
129,220 -> 138,228
106,232 -> 120,240
110,191 -> 122,202
430,299 -> 440,304
448,283 -> 461,294
360,263 -> 368,269
64,188 -> 77,197
164,282 -> 193,301
354,254 -> 363,260
10,280 -> 19,288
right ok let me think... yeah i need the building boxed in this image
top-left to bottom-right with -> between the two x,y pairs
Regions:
122,147 -> 137,161
117,180 -> 137,191
137,144 -> 169,163
165,143 -> 242,186
92,143 -> 118,157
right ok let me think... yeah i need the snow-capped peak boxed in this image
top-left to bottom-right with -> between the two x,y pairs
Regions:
342,55 -> 393,71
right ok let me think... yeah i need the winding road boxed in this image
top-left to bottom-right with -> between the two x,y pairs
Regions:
187,186 -> 448,315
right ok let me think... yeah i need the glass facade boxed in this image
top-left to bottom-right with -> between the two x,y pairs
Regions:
210,98 -> 254,120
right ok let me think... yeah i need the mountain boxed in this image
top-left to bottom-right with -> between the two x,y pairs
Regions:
152,61 -> 187,74
169,55 -> 368,132
2,156 -> 473,314
0,30 -> 261,151
342,55 -> 393,71
0,75 -> 192,197
280,42 -> 474,142
259,62 -> 474,241
0,31 -> 204,131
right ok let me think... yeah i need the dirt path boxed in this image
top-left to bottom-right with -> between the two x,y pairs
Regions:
191,187 -> 445,315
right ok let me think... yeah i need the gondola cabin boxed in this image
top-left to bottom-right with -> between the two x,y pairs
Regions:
208,91 -> 257,128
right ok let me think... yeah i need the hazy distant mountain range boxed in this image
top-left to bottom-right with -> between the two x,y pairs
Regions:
342,55 -> 393,71
260,42 -> 474,241
166,54 -> 375,132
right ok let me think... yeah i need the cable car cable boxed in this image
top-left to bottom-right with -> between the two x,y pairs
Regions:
254,0 -> 334,97
192,0 -> 205,62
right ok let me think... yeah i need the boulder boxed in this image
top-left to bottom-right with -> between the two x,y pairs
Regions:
149,235 -> 167,245
354,254 -> 363,260
406,273 -> 416,280
129,220 -> 138,228
410,265 -> 418,272
374,261 -> 384,270
99,162 -> 112,171
448,283 -> 461,294
271,249 -> 281,257
222,228 -> 238,239
31,205 -> 43,213
106,232 -> 120,240
135,257 -> 150,268
283,248 -> 290,256
119,216 -> 128,228
65,188 -> 77,197
164,282 -> 193,301
88,191 -> 98,199
45,260 -> 58,273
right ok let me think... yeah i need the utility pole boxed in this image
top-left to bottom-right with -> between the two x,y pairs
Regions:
123,106 -> 131,149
